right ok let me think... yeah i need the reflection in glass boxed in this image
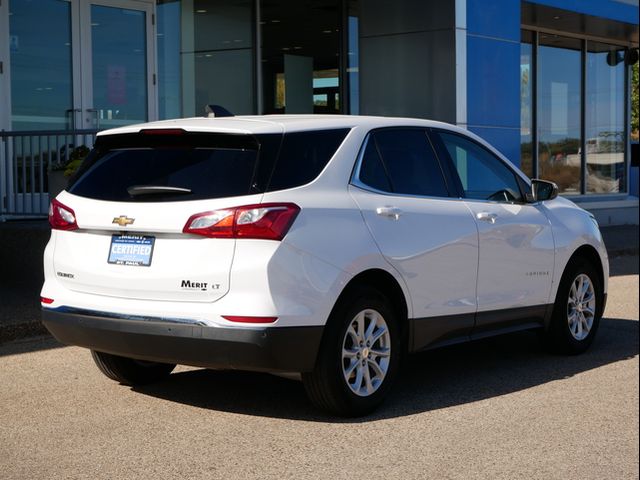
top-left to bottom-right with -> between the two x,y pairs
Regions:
157,1 -> 181,119
91,5 -> 147,128
347,0 -> 360,114
9,0 -> 73,130
261,0 -> 341,114
586,42 -> 626,193
537,35 -> 582,194
520,31 -> 533,178
157,0 -> 254,118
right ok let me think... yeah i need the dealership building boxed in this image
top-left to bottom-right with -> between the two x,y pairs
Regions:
0,0 -> 638,223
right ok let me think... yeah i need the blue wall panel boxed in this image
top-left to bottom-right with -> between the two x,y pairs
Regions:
467,0 -> 520,41
467,35 -> 520,129
469,126 -> 522,167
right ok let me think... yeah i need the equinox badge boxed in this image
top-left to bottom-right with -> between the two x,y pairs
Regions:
112,215 -> 135,227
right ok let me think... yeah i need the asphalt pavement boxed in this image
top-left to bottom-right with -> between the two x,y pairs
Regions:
0,271 -> 637,479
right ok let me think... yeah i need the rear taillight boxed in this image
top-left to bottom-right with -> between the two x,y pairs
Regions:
183,203 -> 300,240
40,297 -> 54,305
48,199 -> 78,231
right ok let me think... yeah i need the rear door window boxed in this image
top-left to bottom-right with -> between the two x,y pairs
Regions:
358,137 -> 393,192
358,128 -> 449,197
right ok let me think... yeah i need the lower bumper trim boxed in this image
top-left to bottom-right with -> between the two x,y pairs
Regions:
42,308 -> 323,373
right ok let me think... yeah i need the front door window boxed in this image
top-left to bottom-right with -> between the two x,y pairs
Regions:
438,132 -> 524,203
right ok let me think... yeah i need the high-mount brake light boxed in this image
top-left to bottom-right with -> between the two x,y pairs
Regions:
140,128 -> 186,135
183,203 -> 300,240
49,199 -> 78,231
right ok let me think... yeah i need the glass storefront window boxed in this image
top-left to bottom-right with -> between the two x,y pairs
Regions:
347,0 -> 359,115
157,0 -> 181,119
521,30 -> 630,195
9,0 -> 73,131
91,5 -> 148,129
537,35 -> 582,195
520,31 -> 534,178
586,42 -> 626,193
157,0 -> 254,118
261,0 -> 341,114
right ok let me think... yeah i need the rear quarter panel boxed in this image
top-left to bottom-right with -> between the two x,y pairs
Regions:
259,125 -> 414,323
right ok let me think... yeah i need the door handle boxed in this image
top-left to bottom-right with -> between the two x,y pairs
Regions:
476,212 -> 498,224
376,206 -> 403,220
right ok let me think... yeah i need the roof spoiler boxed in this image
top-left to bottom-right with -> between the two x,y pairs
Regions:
204,105 -> 234,118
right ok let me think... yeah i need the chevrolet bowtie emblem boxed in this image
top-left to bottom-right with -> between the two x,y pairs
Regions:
112,215 -> 135,227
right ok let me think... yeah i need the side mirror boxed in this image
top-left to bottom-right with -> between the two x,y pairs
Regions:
528,179 -> 559,203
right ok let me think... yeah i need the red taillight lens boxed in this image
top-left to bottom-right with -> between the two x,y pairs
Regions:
48,199 -> 78,231
183,203 -> 300,240
222,315 -> 278,324
40,297 -> 54,304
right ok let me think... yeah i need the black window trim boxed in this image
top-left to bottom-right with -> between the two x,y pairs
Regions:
429,128 -> 530,205
350,127 -> 456,200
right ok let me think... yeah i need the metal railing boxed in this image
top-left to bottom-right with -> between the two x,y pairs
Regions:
0,129 -> 98,218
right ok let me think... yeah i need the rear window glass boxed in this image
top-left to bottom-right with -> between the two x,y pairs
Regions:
69,133 -> 265,202
69,128 -> 349,202
266,129 -> 350,191
70,148 -> 258,202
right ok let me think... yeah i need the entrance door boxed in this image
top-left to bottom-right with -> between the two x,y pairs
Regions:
74,0 -> 156,131
0,0 -> 156,217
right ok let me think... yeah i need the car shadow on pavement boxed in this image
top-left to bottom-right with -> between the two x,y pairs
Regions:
609,255 -> 639,277
0,335 -> 64,357
133,316 -> 639,422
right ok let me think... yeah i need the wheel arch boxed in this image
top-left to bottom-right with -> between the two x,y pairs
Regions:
328,268 -> 411,351
565,244 -> 605,296
558,244 -> 607,321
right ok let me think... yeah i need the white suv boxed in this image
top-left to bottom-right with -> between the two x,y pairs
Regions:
41,115 -> 608,416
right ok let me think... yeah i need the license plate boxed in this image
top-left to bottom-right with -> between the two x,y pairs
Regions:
108,235 -> 155,267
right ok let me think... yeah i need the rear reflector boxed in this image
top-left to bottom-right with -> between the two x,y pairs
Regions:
222,315 -> 278,324
49,199 -> 78,231
40,297 -> 54,304
183,203 -> 300,240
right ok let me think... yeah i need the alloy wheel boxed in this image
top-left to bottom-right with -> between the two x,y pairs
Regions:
341,308 -> 391,397
567,273 -> 596,341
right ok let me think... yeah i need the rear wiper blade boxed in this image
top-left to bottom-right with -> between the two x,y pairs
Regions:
127,185 -> 192,196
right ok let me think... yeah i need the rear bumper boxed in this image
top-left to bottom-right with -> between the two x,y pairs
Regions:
42,308 -> 323,373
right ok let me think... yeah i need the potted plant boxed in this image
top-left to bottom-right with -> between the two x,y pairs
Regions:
48,145 -> 90,199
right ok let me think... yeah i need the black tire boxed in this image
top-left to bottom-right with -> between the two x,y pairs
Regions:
302,286 -> 401,417
542,258 -> 603,355
91,350 -> 176,386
